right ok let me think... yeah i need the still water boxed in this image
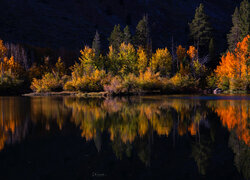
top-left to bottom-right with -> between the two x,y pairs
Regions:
0,95 -> 249,179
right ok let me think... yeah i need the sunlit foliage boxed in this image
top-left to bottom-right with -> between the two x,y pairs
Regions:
137,47 -> 148,73
215,35 -> 250,91
151,48 -> 172,76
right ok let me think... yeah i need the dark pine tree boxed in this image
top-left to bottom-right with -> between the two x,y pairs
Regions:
208,38 -> 216,68
239,0 -> 250,40
189,3 -> 213,56
134,15 -> 151,50
123,25 -> 132,44
108,24 -> 124,51
134,15 -> 152,65
92,31 -> 101,56
227,7 -> 241,51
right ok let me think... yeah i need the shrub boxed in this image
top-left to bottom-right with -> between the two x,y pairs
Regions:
206,73 -> 217,89
64,70 -> 107,92
217,76 -> 229,91
229,78 -> 247,92
122,74 -> 140,93
104,76 -> 125,94
137,68 -> 163,91
104,74 -> 139,95
169,73 -> 198,92
31,73 -> 63,92
0,71 -> 23,94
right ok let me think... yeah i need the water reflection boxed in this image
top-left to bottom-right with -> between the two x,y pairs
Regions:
208,100 -> 250,146
0,96 -> 249,178
0,97 -> 29,150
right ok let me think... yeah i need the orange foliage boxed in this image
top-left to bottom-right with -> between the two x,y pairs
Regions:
210,100 -> 250,146
215,35 -> 250,80
187,46 -> 198,60
0,40 -> 7,59
177,45 -> 186,62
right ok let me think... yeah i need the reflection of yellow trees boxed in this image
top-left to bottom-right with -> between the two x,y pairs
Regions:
64,98 -> 106,140
209,100 -> 250,146
165,99 -> 207,136
3,96 -> 248,152
63,97 -> 207,143
31,97 -> 70,130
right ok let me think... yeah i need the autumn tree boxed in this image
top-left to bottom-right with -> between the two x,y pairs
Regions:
0,41 -> 23,79
109,24 -> 124,51
215,35 -> 250,90
176,45 -> 186,70
137,47 -> 148,73
0,40 -> 7,60
187,45 -> 206,82
187,46 -> 198,61
55,57 -> 66,77
118,43 -> 137,75
78,46 -> 96,75
151,48 -> 172,77
107,46 -> 119,75
189,3 -> 213,55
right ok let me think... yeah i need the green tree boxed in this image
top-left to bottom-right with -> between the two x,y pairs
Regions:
208,38 -> 216,67
227,7 -> 241,51
108,24 -> 124,51
134,15 -> 151,50
189,3 -> 213,55
239,0 -> 250,40
123,25 -> 132,44
92,31 -> 101,56
92,31 -> 104,70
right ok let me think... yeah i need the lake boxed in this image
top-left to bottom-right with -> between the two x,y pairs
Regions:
0,95 -> 249,179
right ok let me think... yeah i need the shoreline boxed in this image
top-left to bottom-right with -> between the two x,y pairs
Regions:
21,90 -> 250,98
22,91 -> 110,98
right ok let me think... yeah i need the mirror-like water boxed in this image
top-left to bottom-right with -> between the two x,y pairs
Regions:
0,96 -> 249,179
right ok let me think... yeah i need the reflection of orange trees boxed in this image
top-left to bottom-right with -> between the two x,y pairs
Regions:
0,98 -> 27,150
209,100 -> 250,146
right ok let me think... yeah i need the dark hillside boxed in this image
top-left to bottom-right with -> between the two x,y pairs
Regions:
0,0 -> 241,51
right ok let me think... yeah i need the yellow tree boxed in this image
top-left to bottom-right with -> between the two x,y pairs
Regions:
55,57 -> 66,77
78,46 -> 96,75
151,48 -> 172,76
137,46 -> 148,73
107,45 -> 120,75
118,43 -> 137,75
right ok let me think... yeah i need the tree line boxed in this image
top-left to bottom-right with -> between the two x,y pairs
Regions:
0,0 -> 249,94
